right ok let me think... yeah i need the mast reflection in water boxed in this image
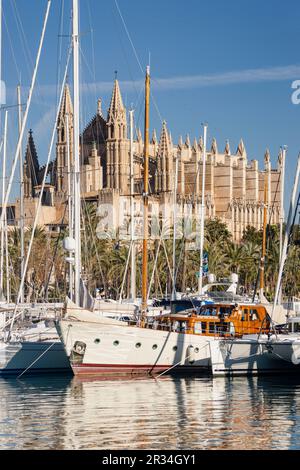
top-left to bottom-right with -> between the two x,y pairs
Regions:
0,375 -> 300,449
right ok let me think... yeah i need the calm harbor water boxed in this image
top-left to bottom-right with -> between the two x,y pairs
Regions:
0,374 -> 300,450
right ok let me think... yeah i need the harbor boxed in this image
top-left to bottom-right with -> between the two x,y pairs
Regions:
1,374 -> 300,450
0,0 -> 300,454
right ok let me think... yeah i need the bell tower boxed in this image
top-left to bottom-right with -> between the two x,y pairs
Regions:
106,78 -> 129,193
55,83 -> 74,194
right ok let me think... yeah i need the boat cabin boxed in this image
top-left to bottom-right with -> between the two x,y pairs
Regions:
149,303 -> 270,338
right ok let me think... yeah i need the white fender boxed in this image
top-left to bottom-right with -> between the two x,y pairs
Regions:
186,344 -> 195,364
291,342 -> 300,365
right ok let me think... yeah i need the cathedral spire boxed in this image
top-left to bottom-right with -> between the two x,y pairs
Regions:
178,135 -> 183,149
151,129 -> 157,144
158,120 -> 171,155
24,129 -> 40,196
58,83 -> 73,126
198,136 -> 203,152
211,137 -> 218,155
185,134 -> 191,148
264,148 -> 270,164
25,128 -> 39,170
108,79 -> 125,119
224,140 -> 231,155
236,138 -> 246,157
107,78 -> 127,140
193,137 -> 198,152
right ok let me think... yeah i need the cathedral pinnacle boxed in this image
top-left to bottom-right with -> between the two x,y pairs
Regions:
151,129 -> 157,144
97,98 -> 102,117
185,134 -> 191,148
224,140 -> 231,155
108,79 -> 125,119
178,135 -> 183,149
264,148 -> 270,164
236,138 -> 246,158
198,136 -> 203,152
211,138 -> 218,155
158,121 -> 171,155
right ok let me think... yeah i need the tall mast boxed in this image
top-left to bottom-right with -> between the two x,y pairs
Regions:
278,145 -> 286,304
171,152 -> 179,301
66,112 -> 73,301
198,123 -> 207,296
259,171 -> 268,301
129,109 -> 136,301
73,0 -> 81,305
17,85 -> 24,303
0,110 -> 7,298
141,66 -> 150,315
272,154 -> 300,314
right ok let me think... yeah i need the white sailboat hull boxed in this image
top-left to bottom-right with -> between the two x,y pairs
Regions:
210,335 -> 300,376
57,319 -> 214,377
0,340 -> 71,375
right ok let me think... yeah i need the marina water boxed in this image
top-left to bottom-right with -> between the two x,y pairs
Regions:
1,374 -> 300,450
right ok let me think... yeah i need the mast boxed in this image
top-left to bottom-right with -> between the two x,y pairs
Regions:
17,85 -> 24,304
73,0 -> 81,305
66,112 -> 73,301
278,145 -> 286,304
141,66 -> 150,315
129,109 -> 136,301
198,123 -> 207,296
0,110 -> 7,298
272,154 -> 300,316
259,171 -> 268,301
171,151 -> 179,301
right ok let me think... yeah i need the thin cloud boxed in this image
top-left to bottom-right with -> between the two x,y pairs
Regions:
13,63 -> 300,102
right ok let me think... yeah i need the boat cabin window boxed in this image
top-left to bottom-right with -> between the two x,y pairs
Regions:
194,322 -> 202,334
201,322 -> 207,333
209,322 -> 216,334
289,322 -> 300,333
219,307 -> 232,316
200,306 -> 217,316
249,309 -> 259,320
178,321 -> 186,332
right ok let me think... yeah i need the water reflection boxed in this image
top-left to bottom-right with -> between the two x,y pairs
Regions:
0,374 -> 300,449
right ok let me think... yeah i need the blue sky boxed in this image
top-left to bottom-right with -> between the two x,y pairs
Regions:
2,0 -> 300,207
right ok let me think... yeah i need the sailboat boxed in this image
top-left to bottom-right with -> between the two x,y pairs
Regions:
57,27 -> 277,377
210,153 -> 300,376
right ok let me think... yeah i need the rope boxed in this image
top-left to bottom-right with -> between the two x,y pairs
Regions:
16,341 -> 56,378
155,341 -> 210,379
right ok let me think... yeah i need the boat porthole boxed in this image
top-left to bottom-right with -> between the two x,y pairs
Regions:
173,346 -> 178,351
152,344 -> 158,350
194,347 -> 199,353
113,340 -> 119,346
94,338 -> 100,344
135,342 -> 142,348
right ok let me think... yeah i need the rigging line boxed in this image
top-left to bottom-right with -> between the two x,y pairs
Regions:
110,3 -> 142,106
55,0 -> 65,110
0,0 -> 52,230
81,198 -> 106,290
87,0 -> 98,110
113,0 -> 163,124
16,341 -> 56,379
43,203 -> 68,301
10,0 -> 32,80
114,0 -> 143,74
2,9 -> 20,81
11,0 -> 51,111
4,33 -> 72,336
